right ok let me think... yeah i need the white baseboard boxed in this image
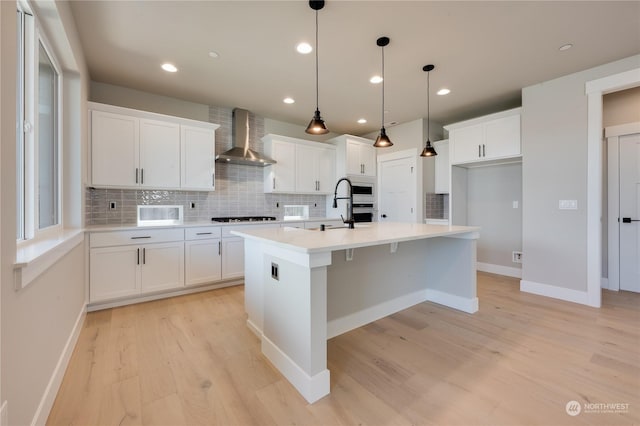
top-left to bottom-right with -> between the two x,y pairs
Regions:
1,400 -> 8,426
477,262 -> 522,278
31,303 -> 86,426
261,335 -> 330,404
246,319 -> 262,338
327,289 -> 429,339
520,280 -> 589,306
425,289 -> 479,313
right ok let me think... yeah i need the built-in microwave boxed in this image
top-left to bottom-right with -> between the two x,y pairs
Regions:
351,180 -> 375,222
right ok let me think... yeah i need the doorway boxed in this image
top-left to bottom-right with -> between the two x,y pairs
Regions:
606,122 -> 640,292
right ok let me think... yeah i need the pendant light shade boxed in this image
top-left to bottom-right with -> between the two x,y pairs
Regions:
420,64 -> 438,157
373,36 -> 393,148
305,0 -> 329,135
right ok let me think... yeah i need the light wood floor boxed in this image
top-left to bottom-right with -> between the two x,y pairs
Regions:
48,273 -> 640,426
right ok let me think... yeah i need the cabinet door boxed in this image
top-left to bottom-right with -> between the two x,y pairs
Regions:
360,143 -> 377,177
434,140 -> 450,194
185,239 -> 222,286
91,110 -> 139,187
181,125 -> 215,190
450,124 -> 483,164
222,238 -> 244,279
317,146 -> 336,193
267,140 -> 296,192
90,246 -> 139,302
139,119 -> 181,188
484,114 -> 521,160
346,140 -> 363,175
140,242 -> 184,293
295,145 -> 317,193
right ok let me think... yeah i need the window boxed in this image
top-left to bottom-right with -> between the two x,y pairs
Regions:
16,6 -> 62,242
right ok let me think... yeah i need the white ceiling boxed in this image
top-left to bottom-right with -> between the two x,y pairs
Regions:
69,1 -> 640,135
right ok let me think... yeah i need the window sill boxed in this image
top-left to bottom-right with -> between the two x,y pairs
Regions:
14,229 -> 85,290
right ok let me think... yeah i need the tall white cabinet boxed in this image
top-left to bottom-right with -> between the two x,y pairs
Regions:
330,135 -> 377,178
89,102 -> 219,191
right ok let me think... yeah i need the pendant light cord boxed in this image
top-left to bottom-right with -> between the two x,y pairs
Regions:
381,46 -> 385,129
315,9 -> 319,111
426,69 -> 430,141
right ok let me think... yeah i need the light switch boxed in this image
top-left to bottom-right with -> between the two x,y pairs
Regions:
512,201 -> 519,209
559,200 -> 578,210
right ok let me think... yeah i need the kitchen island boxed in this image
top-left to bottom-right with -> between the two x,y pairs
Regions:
232,222 -> 480,403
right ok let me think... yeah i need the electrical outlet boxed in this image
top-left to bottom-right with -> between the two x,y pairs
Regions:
559,200 -> 578,210
271,262 -> 279,281
190,201 -> 196,209
512,201 -> 519,209
512,251 -> 523,264
109,201 -> 117,210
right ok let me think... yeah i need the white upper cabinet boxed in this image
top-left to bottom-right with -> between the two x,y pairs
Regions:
91,110 -> 139,187
330,135 -> 376,178
433,139 -> 450,194
263,134 -> 335,194
89,102 -> 218,190
446,108 -> 521,166
139,119 -> 181,188
181,125 -> 216,190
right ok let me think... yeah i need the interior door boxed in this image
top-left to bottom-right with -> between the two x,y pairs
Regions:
378,154 -> 416,223
619,132 -> 640,292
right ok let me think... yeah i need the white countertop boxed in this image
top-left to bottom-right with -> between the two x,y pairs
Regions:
85,217 -> 341,233
231,222 -> 480,254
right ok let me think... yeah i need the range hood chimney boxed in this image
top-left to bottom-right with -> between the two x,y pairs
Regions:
215,108 -> 276,166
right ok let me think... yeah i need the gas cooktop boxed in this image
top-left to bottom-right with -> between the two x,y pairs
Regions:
211,216 -> 277,223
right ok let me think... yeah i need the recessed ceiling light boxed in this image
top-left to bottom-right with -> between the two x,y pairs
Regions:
208,51 -> 220,59
559,43 -> 573,51
283,97 -> 295,104
437,88 -> 451,96
357,118 -> 367,124
296,42 -> 313,54
161,63 -> 178,72
370,75 -> 383,84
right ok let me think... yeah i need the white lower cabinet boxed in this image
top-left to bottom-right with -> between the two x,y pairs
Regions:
185,227 -> 222,286
90,245 -> 140,301
140,242 -> 185,293
221,238 -> 244,279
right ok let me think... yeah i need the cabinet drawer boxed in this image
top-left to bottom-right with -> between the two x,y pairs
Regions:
90,228 -> 185,248
185,227 -> 222,240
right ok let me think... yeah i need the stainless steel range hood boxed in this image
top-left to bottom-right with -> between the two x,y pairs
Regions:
215,108 -> 276,166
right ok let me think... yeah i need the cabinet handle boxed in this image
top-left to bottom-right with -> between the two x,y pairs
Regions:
137,248 -> 140,265
218,241 -> 221,255
482,144 -> 486,157
135,168 -> 139,183
478,145 -> 481,158
142,247 -> 146,264
131,236 -> 151,239
273,178 -> 276,190
212,173 -> 215,187
196,232 -> 212,235
141,168 -> 144,184
361,164 -> 364,174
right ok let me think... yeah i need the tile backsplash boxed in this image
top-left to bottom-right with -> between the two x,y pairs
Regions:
85,105 -> 327,226
425,192 -> 449,219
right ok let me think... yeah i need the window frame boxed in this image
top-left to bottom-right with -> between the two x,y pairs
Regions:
17,3 -> 64,245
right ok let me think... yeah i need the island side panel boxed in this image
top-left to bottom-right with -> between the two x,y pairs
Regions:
244,239 -> 264,336
326,236 -> 478,338
261,254 -> 330,403
422,235 -> 478,313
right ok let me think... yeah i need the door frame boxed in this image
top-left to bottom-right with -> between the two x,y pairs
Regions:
376,148 -> 422,223
606,122 -> 640,291
586,67 -> 640,307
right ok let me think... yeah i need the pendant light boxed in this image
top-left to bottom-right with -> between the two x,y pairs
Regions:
305,0 -> 329,135
420,64 -> 438,157
373,36 -> 393,148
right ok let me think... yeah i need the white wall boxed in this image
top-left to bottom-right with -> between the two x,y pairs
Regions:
521,54 -> 640,294
467,164 -> 522,269
1,1 -> 89,424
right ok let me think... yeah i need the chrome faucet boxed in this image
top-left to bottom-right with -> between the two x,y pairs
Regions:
332,177 -> 355,229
